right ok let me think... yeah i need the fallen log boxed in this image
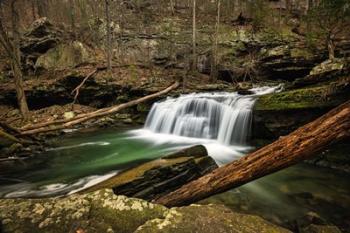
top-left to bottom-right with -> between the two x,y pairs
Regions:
154,100 -> 350,207
20,81 -> 179,135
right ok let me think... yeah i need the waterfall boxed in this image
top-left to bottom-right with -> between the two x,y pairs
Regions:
144,85 -> 282,146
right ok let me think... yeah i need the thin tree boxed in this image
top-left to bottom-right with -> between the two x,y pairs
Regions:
105,0 -> 112,72
0,0 -> 29,119
210,0 -> 221,82
191,0 -> 197,71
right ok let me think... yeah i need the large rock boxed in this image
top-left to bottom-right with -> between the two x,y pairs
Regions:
35,41 -> 92,70
20,18 -> 62,72
83,145 -> 218,201
0,189 -> 166,233
0,189 -> 292,233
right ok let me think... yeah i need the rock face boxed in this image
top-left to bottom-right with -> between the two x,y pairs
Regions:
0,189 -> 291,233
259,45 -> 325,81
35,41 -> 92,71
83,145 -> 218,201
20,18 -> 62,72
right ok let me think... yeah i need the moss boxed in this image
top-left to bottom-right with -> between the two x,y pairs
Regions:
255,85 -> 348,111
135,205 -> 291,233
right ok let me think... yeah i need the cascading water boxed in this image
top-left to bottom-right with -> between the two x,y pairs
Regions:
143,85 -> 282,146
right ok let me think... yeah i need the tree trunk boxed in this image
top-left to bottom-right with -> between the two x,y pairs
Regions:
154,100 -> 350,207
10,0 -> 29,119
105,0 -> 112,72
36,0 -> 47,18
191,0 -> 197,71
210,0 -> 220,83
69,0 -> 77,39
327,34 -> 335,61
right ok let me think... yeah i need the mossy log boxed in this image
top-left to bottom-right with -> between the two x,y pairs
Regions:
155,100 -> 350,207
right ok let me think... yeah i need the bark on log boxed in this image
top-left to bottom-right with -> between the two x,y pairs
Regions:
20,82 -> 179,135
154,100 -> 350,207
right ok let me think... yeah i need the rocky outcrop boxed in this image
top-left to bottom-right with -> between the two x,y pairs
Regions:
259,45 -> 325,81
253,84 -> 350,139
0,189 -> 291,233
20,18 -> 62,72
83,145 -> 218,201
35,41 -> 92,71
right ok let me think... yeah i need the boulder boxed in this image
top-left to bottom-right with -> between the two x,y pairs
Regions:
35,41 -> 92,70
20,18 -> 62,72
82,145 -> 218,201
0,189 -> 292,233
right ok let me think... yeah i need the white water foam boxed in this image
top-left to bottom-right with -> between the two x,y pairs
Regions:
3,171 -> 118,198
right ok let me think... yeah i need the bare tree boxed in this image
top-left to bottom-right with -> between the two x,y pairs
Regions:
0,0 -> 29,119
191,0 -> 197,71
210,0 -> 221,82
105,0 -> 112,72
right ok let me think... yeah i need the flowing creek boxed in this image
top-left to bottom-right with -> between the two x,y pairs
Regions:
0,86 -> 349,230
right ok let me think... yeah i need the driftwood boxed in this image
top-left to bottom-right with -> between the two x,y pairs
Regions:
20,82 -> 179,135
154,100 -> 350,207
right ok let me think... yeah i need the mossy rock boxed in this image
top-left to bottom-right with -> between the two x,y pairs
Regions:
0,189 -> 166,233
135,204 -> 291,233
255,85 -> 350,111
310,59 -> 346,76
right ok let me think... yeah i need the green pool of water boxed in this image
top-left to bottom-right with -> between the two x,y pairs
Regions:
0,127 -> 349,231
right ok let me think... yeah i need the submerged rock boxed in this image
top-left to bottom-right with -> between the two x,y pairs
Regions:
83,145 -> 218,201
0,189 -> 291,233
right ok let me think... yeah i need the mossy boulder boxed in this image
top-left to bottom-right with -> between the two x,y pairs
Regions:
255,85 -> 349,111
0,190 -> 292,233
135,204 -> 291,233
0,189 -> 167,233
35,41 -> 92,70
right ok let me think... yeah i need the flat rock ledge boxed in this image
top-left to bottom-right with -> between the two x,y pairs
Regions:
0,189 -> 291,233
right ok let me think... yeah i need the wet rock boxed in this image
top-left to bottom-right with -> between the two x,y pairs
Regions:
83,145 -> 218,201
35,41 -> 92,71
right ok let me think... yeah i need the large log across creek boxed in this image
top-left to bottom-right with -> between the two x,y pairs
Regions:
154,100 -> 350,207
